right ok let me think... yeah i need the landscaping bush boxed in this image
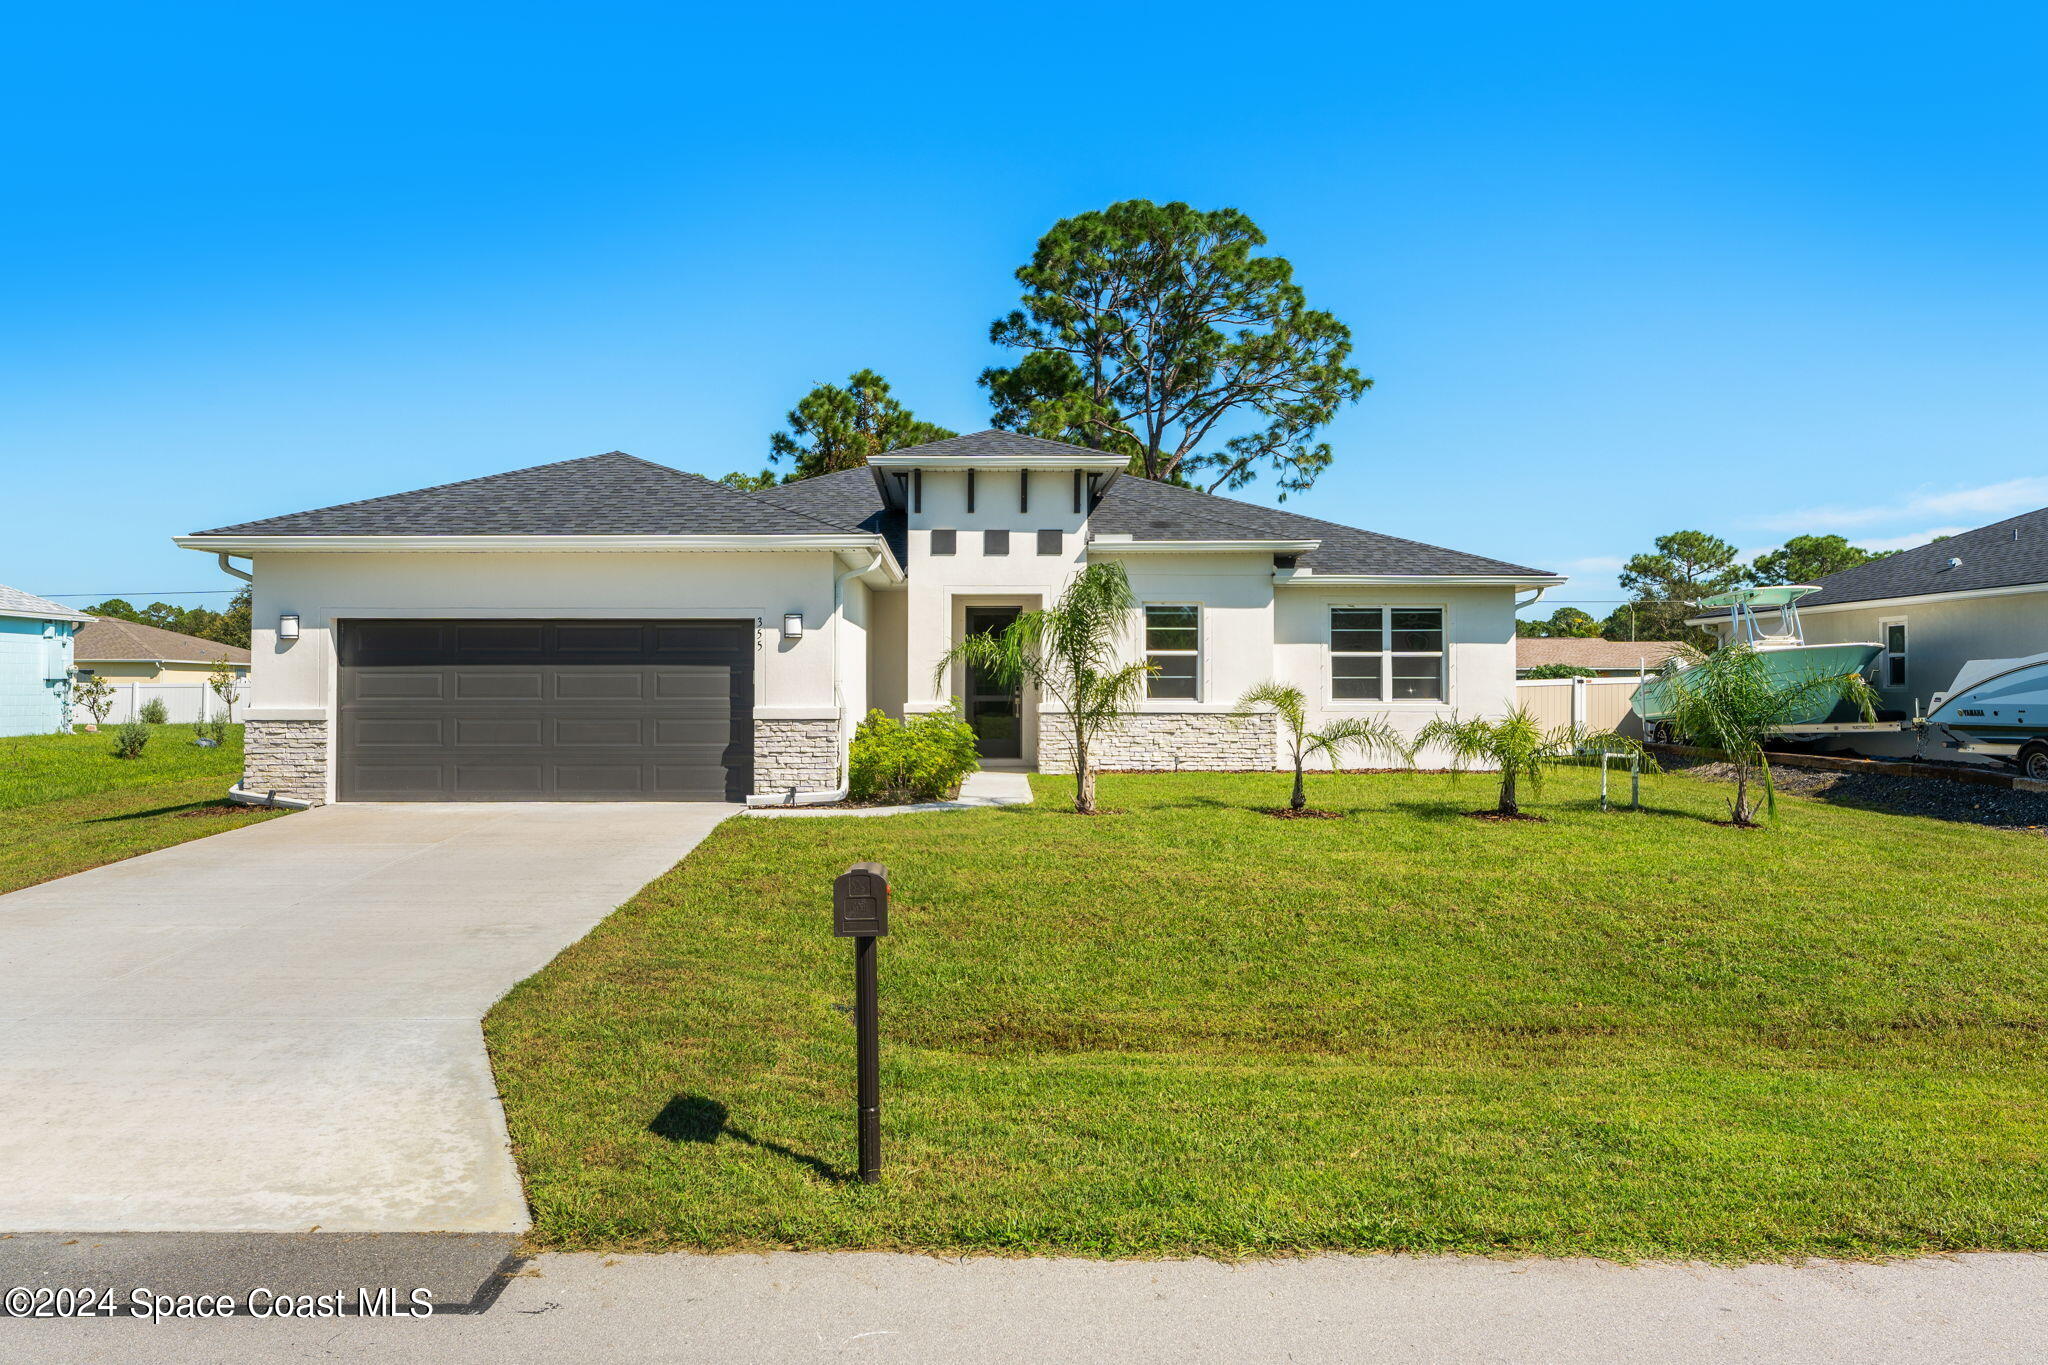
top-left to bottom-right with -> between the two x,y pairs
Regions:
1521,663 -> 1601,680
847,706 -> 978,804
112,720 -> 151,759
138,698 -> 169,724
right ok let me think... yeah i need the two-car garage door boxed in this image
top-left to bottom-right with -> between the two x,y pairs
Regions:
337,620 -> 753,801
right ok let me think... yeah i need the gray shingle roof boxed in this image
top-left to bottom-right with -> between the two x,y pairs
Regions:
1696,505 -> 2048,617
193,453 -> 863,537
750,469 -> 908,565
0,584 -> 92,623
1088,475 -> 1553,577
751,465 -> 1553,579
880,429 -> 1112,461
1794,506 -> 2048,607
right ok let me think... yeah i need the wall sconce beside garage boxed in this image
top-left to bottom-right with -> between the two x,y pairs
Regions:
783,612 -> 804,640
278,613 -> 301,641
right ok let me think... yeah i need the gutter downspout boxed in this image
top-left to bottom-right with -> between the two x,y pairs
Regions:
215,552 -> 253,582
743,548 -> 884,808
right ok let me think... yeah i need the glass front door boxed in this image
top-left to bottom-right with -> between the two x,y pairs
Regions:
962,607 -> 1022,760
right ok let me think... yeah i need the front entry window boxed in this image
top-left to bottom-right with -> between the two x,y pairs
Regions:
963,607 -> 1022,759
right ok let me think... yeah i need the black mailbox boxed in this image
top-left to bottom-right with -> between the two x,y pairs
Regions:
833,863 -> 890,937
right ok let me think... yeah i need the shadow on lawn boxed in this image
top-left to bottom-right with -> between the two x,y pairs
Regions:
83,799 -> 268,824
648,1095 -> 852,1184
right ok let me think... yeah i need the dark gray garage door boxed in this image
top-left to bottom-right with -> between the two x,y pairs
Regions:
337,620 -> 753,801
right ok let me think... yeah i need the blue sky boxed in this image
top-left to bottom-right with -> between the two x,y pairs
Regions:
5,2 -> 2044,619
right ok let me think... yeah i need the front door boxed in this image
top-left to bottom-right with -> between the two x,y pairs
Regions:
962,607 -> 1023,760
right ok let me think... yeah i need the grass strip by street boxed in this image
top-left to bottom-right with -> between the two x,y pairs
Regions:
0,725 -> 286,894
486,767 -> 2048,1261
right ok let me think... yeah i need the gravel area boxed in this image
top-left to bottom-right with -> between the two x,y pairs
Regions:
1661,752 -> 2048,835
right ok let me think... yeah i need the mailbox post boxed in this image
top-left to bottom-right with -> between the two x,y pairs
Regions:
833,862 -> 889,1184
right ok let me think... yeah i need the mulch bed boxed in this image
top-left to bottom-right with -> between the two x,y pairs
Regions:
1257,807 -> 1346,820
1661,752 -> 2048,836
1461,810 -> 1547,823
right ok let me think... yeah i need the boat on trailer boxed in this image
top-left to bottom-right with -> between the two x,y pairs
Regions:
1633,585 -> 1884,742
1924,651 -> 2048,779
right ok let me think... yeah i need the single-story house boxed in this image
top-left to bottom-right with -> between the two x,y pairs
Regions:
174,431 -> 1562,804
72,617 -> 251,685
0,585 -> 91,737
1515,637 -> 1683,678
1690,504 -> 2048,760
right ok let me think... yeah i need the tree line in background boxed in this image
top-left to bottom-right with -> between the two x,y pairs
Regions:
1517,532 -> 1904,646
722,199 -> 1368,499
79,586 -> 252,649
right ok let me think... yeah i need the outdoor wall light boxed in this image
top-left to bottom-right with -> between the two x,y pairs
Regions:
783,612 -> 804,640
278,613 -> 301,641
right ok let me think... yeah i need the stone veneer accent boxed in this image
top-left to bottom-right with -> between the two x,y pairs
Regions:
243,718 -> 331,806
752,717 -> 842,796
1038,711 -> 1277,773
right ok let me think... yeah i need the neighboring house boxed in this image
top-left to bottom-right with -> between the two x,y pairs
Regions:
1690,505 -> 2048,760
1515,638 -> 1682,678
0,585 -> 92,737
72,617 -> 251,684
174,431 -> 1562,805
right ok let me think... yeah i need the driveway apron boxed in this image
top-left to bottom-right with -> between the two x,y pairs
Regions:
0,802 -> 733,1233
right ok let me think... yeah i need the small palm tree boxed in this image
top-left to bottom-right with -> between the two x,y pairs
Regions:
1231,682 -> 1408,811
933,562 -> 1152,814
1417,707 -> 1646,819
1658,645 -> 1878,826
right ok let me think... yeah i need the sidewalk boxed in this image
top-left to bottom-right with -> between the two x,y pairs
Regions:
13,1248 -> 2048,1363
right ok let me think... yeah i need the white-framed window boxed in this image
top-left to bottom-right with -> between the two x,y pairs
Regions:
1143,604 -> 1200,699
1879,617 -> 1908,689
1330,606 -> 1446,702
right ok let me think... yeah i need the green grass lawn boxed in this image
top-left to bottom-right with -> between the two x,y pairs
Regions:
0,724 -> 286,894
486,768 -> 2048,1261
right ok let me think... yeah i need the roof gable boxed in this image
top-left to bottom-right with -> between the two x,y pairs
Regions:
74,617 -> 251,665
193,453 -> 863,538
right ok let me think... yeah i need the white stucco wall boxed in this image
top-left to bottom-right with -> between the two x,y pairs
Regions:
903,468 -> 1089,713
244,549 -> 861,799
1276,582 -> 1519,768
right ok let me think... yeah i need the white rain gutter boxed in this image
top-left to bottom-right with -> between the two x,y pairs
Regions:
226,784 -> 314,811
214,552 -> 254,582
743,548 -> 885,808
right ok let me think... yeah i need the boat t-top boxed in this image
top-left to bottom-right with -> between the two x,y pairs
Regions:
1634,585 -> 1883,738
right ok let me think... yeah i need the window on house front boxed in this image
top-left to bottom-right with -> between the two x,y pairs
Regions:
1330,606 -> 1445,702
1144,605 -> 1199,699
984,529 -> 1010,556
1881,619 -> 1907,689
930,528 -> 956,555
1037,529 -> 1062,555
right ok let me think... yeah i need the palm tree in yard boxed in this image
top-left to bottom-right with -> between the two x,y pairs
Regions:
934,561 -> 1152,815
1417,707 -> 1647,820
1231,682 -> 1408,812
1656,645 -> 1878,826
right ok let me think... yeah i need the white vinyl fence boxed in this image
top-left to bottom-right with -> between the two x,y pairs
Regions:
72,683 -> 230,726
1514,675 -> 1645,738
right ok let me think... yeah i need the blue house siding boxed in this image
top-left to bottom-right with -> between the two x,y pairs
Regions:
0,616 -> 75,736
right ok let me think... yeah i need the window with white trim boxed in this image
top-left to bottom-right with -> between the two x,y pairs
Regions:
1144,605 -> 1199,699
1880,618 -> 1907,689
1330,606 -> 1445,702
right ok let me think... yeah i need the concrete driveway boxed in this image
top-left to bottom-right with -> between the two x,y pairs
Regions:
0,801 -> 733,1234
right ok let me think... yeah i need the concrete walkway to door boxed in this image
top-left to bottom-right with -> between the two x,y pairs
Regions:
0,801 -> 734,1234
